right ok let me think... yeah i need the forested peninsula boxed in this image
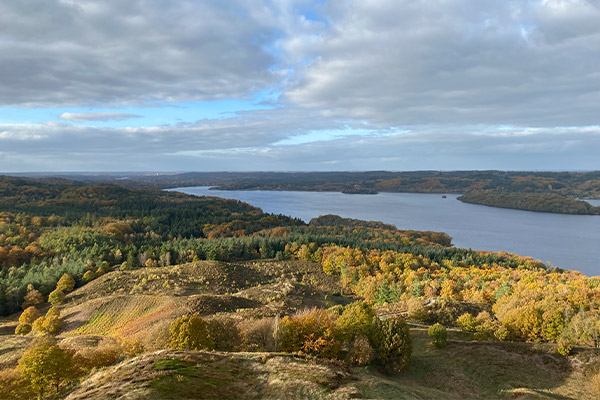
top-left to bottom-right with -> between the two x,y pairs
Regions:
458,191 -> 600,215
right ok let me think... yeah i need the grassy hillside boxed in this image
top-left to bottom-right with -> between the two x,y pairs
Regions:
61,329 -> 600,400
2,259 -> 599,399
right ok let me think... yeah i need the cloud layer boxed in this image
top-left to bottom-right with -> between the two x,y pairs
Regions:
1,0 -> 599,171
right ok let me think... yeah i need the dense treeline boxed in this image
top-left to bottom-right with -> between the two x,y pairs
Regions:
10,171 -> 600,198
60,170 -> 600,198
458,191 -> 600,215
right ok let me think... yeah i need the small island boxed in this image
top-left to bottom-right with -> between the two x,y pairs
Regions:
458,191 -> 600,215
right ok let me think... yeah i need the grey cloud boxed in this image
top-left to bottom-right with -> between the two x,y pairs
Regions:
0,0 -> 279,106
285,0 -> 600,128
59,112 -> 141,122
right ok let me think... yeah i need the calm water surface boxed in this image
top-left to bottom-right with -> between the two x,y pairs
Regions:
171,187 -> 600,276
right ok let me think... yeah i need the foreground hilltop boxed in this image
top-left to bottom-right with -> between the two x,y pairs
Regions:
4,256 -> 598,400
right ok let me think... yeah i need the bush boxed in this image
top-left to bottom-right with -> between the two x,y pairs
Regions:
168,314 -> 213,351
371,317 -> 412,373
56,274 -> 75,293
82,270 -> 96,283
428,323 -> 447,348
48,289 -> 65,306
279,308 -> 340,358
46,307 -> 60,319
73,343 -> 122,372
22,289 -> 44,309
19,307 -> 41,325
406,298 -> 428,322
456,313 -> 478,333
121,339 -> 145,357
348,335 -> 375,366
238,317 -> 277,352
556,339 -> 573,356
15,323 -> 32,336
32,316 -> 62,336
0,368 -> 36,400
494,324 -> 509,341
335,301 -> 376,343
206,316 -> 241,351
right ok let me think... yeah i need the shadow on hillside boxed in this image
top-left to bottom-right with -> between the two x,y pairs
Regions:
399,331 -> 588,400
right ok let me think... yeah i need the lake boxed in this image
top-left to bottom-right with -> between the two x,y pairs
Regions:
170,187 -> 600,276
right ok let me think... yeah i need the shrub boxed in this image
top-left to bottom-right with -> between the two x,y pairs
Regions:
494,324 -> 509,341
371,317 -> 412,373
456,313 -> 478,333
56,274 -> 75,293
279,308 -> 340,358
48,289 -> 65,306
238,317 -> 277,352
326,304 -> 344,317
0,368 -> 36,400
406,298 -> 428,322
32,316 -> 62,336
207,316 -> 241,351
22,289 -> 44,309
335,301 -> 376,343
73,343 -> 122,372
556,339 -> 573,356
46,307 -> 60,319
168,314 -> 213,351
82,270 -> 96,283
15,323 -> 32,336
121,339 -> 145,357
428,323 -> 447,348
19,307 -> 41,325
473,313 -> 497,341
348,335 -> 375,366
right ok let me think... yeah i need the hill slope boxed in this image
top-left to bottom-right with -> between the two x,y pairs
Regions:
63,330 -> 600,400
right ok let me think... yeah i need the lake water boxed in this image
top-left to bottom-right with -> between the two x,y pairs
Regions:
171,187 -> 600,277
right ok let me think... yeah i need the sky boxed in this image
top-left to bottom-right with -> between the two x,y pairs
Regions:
1,0 -> 600,172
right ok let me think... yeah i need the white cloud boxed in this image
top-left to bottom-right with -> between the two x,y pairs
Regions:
59,112 -> 141,122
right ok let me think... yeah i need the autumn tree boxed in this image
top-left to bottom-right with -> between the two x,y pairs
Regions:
18,337 -> 77,399
428,323 -> 447,348
82,270 -> 96,282
279,308 -> 340,358
168,314 -> 213,350
22,287 -> 44,309
370,317 -> 412,373
335,301 -> 376,342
